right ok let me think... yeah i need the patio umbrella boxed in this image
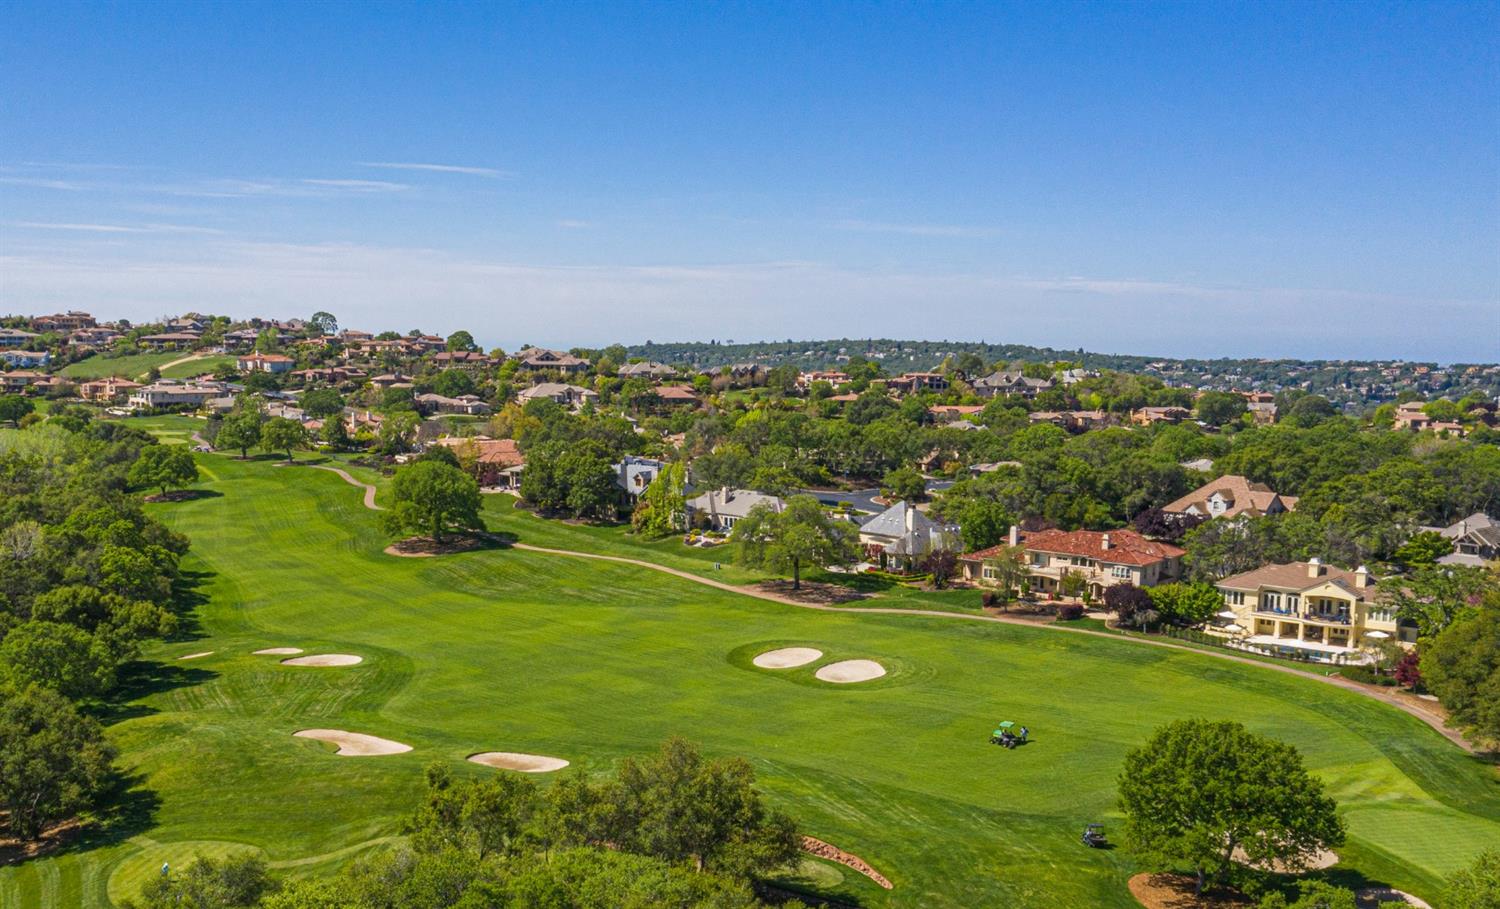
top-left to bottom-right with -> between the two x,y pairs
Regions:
1224,624 -> 1243,633
1364,631 -> 1390,639
1216,610 -> 1238,619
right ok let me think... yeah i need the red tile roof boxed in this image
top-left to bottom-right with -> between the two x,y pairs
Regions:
962,528 -> 1184,567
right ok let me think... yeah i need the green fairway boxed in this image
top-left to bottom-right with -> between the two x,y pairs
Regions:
2,452 -> 1497,908
59,351 -> 235,380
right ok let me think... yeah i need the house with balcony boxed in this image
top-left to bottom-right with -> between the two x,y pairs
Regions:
1216,559 -> 1407,660
514,347 -> 591,374
515,382 -> 599,409
973,370 -> 1053,399
1161,474 -> 1298,521
960,526 -> 1183,597
1,350 -> 50,368
237,352 -> 295,374
0,328 -> 42,349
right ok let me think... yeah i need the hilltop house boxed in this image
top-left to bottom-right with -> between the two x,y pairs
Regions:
973,370 -> 1053,399
1216,559 -> 1407,659
516,382 -> 599,409
237,352 -> 295,374
432,436 -> 525,487
1,350 -> 50,368
960,526 -> 1183,598
1161,475 -> 1298,521
857,501 -> 961,572
414,393 -> 492,416
684,488 -> 783,533
515,347 -> 590,373
618,361 -> 676,379
78,377 -> 142,403
0,328 -> 41,349
1433,513 -> 1500,567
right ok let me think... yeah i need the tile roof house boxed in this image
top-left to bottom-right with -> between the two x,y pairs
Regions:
857,501 -> 961,571
30,311 -> 96,332
414,393 -> 492,416
655,384 -> 700,406
237,352 -> 295,373
515,347 -> 591,373
684,488 -> 783,533
433,436 -> 525,487
1130,406 -> 1192,426
1434,513 -> 1500,567
961,526 -> 1183,596
1216,559 -> 1404,659
515,382 -> 599,409
1162,475 -> 1298,521
78,377 -> 142,403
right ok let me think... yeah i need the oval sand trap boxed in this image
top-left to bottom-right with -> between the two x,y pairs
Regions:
177,651 -> 214,661
753,647 -> 823,669
281,654 -> 363,667
468,752 -> 570,773
254,647 -> 303,656
294,729 -> 411,756
815,659 -> 887,683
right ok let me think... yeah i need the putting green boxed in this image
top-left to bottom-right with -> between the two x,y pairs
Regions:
1,450 -> 1497,908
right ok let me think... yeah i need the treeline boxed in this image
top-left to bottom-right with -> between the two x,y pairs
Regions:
0,414 -> 193,841
125,738 -> 807,909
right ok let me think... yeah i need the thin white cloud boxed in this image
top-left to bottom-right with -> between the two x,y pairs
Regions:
0,176 -> 88,191
300,179 -> 409,192
358,161 -> 507,177
556,219 -> 593,229
9,220 -> 222,235
832,219 -> 1004,239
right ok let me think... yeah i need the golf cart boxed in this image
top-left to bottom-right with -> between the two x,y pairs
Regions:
989,720 -> 1028,749
1081,824 -> 1108,848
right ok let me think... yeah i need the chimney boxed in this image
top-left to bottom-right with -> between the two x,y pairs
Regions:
1307,557 -> 1324,578
1355,565 -> 1371,588
1100,533 -> 1112,550
905,503 -> 915,532
1008,524 -> 1021,546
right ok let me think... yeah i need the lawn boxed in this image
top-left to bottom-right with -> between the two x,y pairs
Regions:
2,452 -> 1497,908
59,351 -> 236,380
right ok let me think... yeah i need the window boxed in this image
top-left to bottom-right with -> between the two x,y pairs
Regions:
1223,591 -> 1244,606
982,567 -> 997,580
1287,594 -> 1299,611
1111,565 -> 1131,579
1264,592 -> 1281,611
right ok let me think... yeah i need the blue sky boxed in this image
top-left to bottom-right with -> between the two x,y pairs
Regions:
1,1 -> 1496,360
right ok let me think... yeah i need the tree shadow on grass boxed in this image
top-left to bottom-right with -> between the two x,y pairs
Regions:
71,770 -> 161,853
91,660 -> 217,727
165,568 -> 213,641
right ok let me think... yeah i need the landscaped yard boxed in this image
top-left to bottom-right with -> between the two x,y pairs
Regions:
2,451 -> 1496,908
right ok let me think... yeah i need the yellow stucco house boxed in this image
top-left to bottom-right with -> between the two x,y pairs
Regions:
1215,558 -> 1410,660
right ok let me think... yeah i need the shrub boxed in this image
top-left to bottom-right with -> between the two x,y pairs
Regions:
981,591 -> 997,607
1057,604 -> 1085,621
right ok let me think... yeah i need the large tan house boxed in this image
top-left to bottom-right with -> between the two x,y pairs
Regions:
1162,474 -> 1298,521
1216,559 -> 1407,659
961,527 -> 1184,598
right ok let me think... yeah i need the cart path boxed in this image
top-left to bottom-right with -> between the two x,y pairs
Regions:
326,466 -> 1476,752
151,352 -> 212,378
310,464 -> 383,510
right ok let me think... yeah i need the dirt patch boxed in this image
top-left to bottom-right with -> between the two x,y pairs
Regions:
753,647 -> 823,669
1231,843 -> 1337,872
467,752 -> 570,773
754,580 -> 868,605
253,647 -> 304,655
142,489 -> 207,503
293,729 -> 411,756
801,836 -> 892,890
281,654 -> 362,667
1128,873 -> 1251,909
0,818 -> 83,867
815,659 -> 886,683
177,651 -> 214,660
384,535 -> 491,558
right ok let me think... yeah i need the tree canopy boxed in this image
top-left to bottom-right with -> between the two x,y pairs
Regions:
382,460 -> 484,543
730,494 -> 858,589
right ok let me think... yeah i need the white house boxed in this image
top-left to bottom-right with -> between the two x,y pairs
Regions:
685,488 -> 783,532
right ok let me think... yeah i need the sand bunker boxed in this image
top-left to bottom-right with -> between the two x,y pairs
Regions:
1231,843 -> 1338,872
294,729 -> 411,756
468,752 -> 570,773
753,647 -> 823,669
253,647 -> 303,656
177,651 -> 213,661
815,659 -> 887,683
281,654 -> 363,667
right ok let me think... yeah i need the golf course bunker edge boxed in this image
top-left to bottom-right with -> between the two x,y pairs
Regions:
814,659 -> 887,683
281,653 -> 363,667
468,752 -> 571,773
752,646 -> 824,669
294,729 -> 412,756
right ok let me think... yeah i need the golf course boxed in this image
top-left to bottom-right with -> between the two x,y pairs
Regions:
2,437 -> 1497,908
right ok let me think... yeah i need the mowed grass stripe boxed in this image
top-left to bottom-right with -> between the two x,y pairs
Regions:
4,448 -> 1497,908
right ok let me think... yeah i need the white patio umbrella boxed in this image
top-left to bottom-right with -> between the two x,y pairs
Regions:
1364,630 -> 1390,639
1224,623 -> 1243,633
1216,610 -> 1238,619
